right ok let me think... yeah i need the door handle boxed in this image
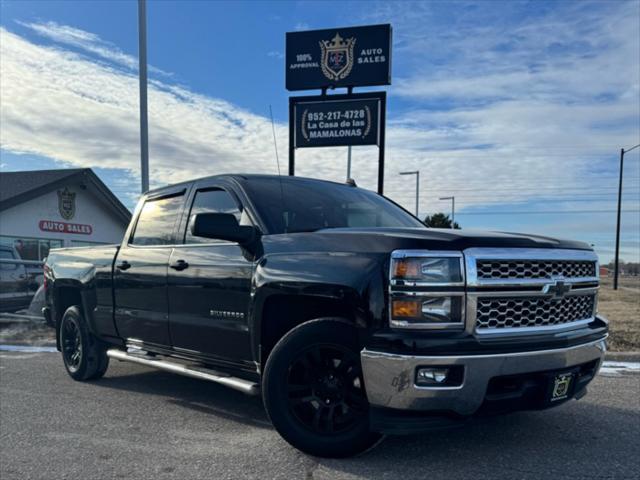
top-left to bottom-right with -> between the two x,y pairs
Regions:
170,260 -> 189,271
116,260 -> 131,271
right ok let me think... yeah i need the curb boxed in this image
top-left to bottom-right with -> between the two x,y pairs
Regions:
0,313 -> 44,325
605,352 -> 640,362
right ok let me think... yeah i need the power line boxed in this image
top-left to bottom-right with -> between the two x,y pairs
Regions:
388,191 -> 639,198
390,153 -> 636,159
428,196 -> 640,205
386,188 -> 640,197
454,209 -> 640,216
385,179 -> 640,188
388,192 -> 640,200
390,182 -> 640,190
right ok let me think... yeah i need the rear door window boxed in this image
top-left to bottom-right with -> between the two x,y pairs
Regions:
131,194 -> 185,246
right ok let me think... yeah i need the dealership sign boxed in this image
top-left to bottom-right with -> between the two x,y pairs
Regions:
293,96 -> 380,148
39,220 -> 93,235
286,24 -> 392,91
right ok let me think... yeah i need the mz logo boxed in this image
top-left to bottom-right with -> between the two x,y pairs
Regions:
542,279 -> 572,300
319,33 -> 355,81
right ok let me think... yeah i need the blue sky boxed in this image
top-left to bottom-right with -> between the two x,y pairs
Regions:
1,0 -> 639,262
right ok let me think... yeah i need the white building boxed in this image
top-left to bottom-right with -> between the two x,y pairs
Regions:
0,169 -> 131,261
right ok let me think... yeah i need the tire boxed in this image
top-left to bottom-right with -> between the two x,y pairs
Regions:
59,306 -> 109,381
262,318 -> 383,458
88,347 -> 110,380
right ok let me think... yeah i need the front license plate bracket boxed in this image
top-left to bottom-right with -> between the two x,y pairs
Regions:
546,369 -> 577,404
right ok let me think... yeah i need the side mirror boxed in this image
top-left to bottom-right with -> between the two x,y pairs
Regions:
191,213 -> 258,245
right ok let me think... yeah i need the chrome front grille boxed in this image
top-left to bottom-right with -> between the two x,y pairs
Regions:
477,259 -> 596,280
464,248 -> 599,336
476,294 -> 596,330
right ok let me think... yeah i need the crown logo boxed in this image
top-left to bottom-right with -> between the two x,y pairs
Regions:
319,32 -> 356,81
322,33 -> 348,50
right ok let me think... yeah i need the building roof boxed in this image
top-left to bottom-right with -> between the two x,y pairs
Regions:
0,168 -> 131,224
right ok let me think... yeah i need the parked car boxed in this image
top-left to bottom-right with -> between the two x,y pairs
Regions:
0,245 -> 33,313
43,174 -> 608,457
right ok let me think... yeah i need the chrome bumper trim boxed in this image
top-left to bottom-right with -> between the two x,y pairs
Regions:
361,337 -> 607,415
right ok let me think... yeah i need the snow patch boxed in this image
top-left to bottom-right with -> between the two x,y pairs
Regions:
599,361 -> 640,377
0,345 -> 57,353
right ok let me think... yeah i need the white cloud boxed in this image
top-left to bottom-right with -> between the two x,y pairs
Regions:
361,1 -> 639,214
267,50 -> 284,59
16,20 -> 170,76
0,28 -> 275,185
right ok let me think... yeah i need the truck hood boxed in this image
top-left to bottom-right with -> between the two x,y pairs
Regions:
310,227 -> 592,252
262,227 -> 592,256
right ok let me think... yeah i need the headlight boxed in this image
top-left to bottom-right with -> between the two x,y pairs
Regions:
389,251 -> 465,329
390,294 -> 465,329
391,252 -> 463,286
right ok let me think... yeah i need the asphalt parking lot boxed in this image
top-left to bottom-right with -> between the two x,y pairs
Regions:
1,350 -> 638,480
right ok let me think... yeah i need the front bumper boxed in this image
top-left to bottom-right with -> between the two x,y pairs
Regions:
361,336 -> 606,417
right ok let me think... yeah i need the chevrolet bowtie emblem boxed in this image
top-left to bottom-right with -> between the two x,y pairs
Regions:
542,280 -> 572,300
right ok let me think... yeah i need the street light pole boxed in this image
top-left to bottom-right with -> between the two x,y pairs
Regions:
439,196 -> 455,226
138,0 -> 149,193
399,171 -> 420,218
614,143 -> 640,290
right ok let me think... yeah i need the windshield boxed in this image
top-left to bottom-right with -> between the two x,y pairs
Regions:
242,177 -> 424,234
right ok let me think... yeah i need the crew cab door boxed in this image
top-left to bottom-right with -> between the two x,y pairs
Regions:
113,187 -> 187,347
167,184 -> 254,363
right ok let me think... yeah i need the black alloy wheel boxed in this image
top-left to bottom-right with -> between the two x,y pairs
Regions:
287,344 -> 367,434
59,306 -> 109,381
262,318 -> 383,458
61,314 -> 83,373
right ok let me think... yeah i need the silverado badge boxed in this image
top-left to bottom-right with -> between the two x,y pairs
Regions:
319,33 -> 355,81
57,187 -> 76,220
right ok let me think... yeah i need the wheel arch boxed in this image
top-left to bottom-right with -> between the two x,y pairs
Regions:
51,282 -> 98,351
250,251 -> 388,369
256,292 -> 366,368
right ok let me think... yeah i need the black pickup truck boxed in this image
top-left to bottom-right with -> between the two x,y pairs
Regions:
43,174 -> 608,457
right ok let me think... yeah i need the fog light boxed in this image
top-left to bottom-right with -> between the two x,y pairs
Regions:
416,368 -> 449,385
415,365 -> 464,387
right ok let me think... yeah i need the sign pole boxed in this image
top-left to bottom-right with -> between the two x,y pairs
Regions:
288,97 -> 295,176
138,0 -> 149,193
347,86 -> 353,180
377,91 -> 386,195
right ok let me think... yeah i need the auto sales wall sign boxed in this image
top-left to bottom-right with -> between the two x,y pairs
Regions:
293,94 -> 381,148
286,24 -> 392,91
39,220 -> 93,235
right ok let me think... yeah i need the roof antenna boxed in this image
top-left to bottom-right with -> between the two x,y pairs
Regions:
269,105 -> 288,232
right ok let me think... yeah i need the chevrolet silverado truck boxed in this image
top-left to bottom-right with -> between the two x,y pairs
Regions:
43,174 -> 608,458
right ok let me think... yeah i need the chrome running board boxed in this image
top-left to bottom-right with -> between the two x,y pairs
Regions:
106,349 -> 260,396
